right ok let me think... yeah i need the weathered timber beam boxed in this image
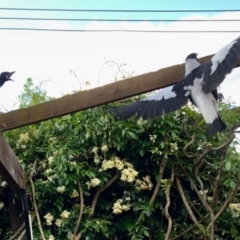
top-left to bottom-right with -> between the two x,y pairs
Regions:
0,54 -> 240,131
0,132 -> 24,195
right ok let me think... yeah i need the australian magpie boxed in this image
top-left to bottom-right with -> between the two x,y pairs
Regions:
0,72 -> 15,88
113,36 -> 240,136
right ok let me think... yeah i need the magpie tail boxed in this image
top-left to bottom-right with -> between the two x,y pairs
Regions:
207,114 -> 227,136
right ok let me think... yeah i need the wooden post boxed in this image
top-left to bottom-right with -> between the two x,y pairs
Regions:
0,132 -> 24,195
0,132 -> 24,233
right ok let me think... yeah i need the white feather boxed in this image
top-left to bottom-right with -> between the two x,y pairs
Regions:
144,85 -> 177,101
144,55 -> 200,102
210,38 -> 239,75
190,76 -> 218,124
185,58 -> 201,76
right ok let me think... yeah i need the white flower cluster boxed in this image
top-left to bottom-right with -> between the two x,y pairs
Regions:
67,232 -> 76,240
0,201 -> 4,210
112,199 -> 131,214
44,213 -> 54,225
137,117 -> 148,128
19,132 -> 29,143
170,143 -> 178,152
101,156 -> 127,171
56,186 -> 66,194
70,161 -> 76,166
207,196 -> 212,202
48,235 -> 54,240
149,134 -> 157,143
229,203 -> 240,211
60,210 -> 71,219
67,233 -> 73,240
229,203 -> 240,218
101,159 -> 115,170
92,145 -> 138,183
55,210 -> 71,227
45,168 -> 53,175
160,179 -> 171,193
120,167 -> 138,183
99,156 -> 139,183
150,147 -> 163,155
92,146 -> 101,165
101,144 -> 109,153
46,174 -> 57,182
86,178 -> 101,189
71,189 -> 79,198
135,175 -> 153,191
100,156 -> 133,171
1,181 -> 7,187
48,137 -> 57,142
91,144 -> 109,165
48,156 -> 54,164
198,189 -> 208,196
55,218 -> 63,227
92,146 -> 98,155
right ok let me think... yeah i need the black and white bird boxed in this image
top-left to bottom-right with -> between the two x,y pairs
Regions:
113,36 -> 240,136
0,71 -> 15,88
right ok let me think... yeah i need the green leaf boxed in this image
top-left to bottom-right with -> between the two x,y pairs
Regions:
140,149 -> 145,156
128,131 -> 138,140
65,178 -> 69,185
143,229 -> 149,237
230,180 -> 236,189
56,204 -> 62,212
225,161 -> 231,171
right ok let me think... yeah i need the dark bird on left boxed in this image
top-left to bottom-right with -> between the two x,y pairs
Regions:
0,71 -> 15,88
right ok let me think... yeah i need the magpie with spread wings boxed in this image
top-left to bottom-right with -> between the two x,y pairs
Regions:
113,36 -> 240,136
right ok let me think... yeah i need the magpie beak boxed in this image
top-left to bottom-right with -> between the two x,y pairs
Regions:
6,71 -> 15,81
113,35 -> 240,136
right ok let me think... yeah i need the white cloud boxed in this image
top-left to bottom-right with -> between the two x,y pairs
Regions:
0,11 -> 239,111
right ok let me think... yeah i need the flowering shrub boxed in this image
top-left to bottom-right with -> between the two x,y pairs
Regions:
0,78 -> 240,239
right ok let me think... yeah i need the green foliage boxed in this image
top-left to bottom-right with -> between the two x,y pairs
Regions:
18,78 -> 53,108
0,79 -> 240,239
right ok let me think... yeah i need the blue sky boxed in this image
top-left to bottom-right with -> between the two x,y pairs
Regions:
0,0 -> 239,29
0,0 -> 239,11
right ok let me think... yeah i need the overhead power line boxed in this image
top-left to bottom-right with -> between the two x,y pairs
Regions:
0,17 -> 239,22
0,7 -> 239,12
0,28 -> 239,33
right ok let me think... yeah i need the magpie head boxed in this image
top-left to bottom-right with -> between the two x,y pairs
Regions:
185,53 -> 200,76
0,71 -> 15,87
186,53 -> 198,61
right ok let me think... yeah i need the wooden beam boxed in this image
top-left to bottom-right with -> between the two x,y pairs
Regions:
0,54 -> 239,131
0,132 -> 24,195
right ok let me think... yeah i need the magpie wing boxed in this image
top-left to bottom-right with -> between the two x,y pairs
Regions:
201,36 -> 240,93
113,78 -> 192,120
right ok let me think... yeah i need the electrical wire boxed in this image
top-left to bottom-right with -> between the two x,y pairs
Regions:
0,7 -> 239,12
0,28 -> 238,33
0,8 -> 238,33
0,17 -> 239,22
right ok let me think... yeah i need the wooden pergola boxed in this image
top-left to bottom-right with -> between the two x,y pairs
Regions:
0,54 -> 239,238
